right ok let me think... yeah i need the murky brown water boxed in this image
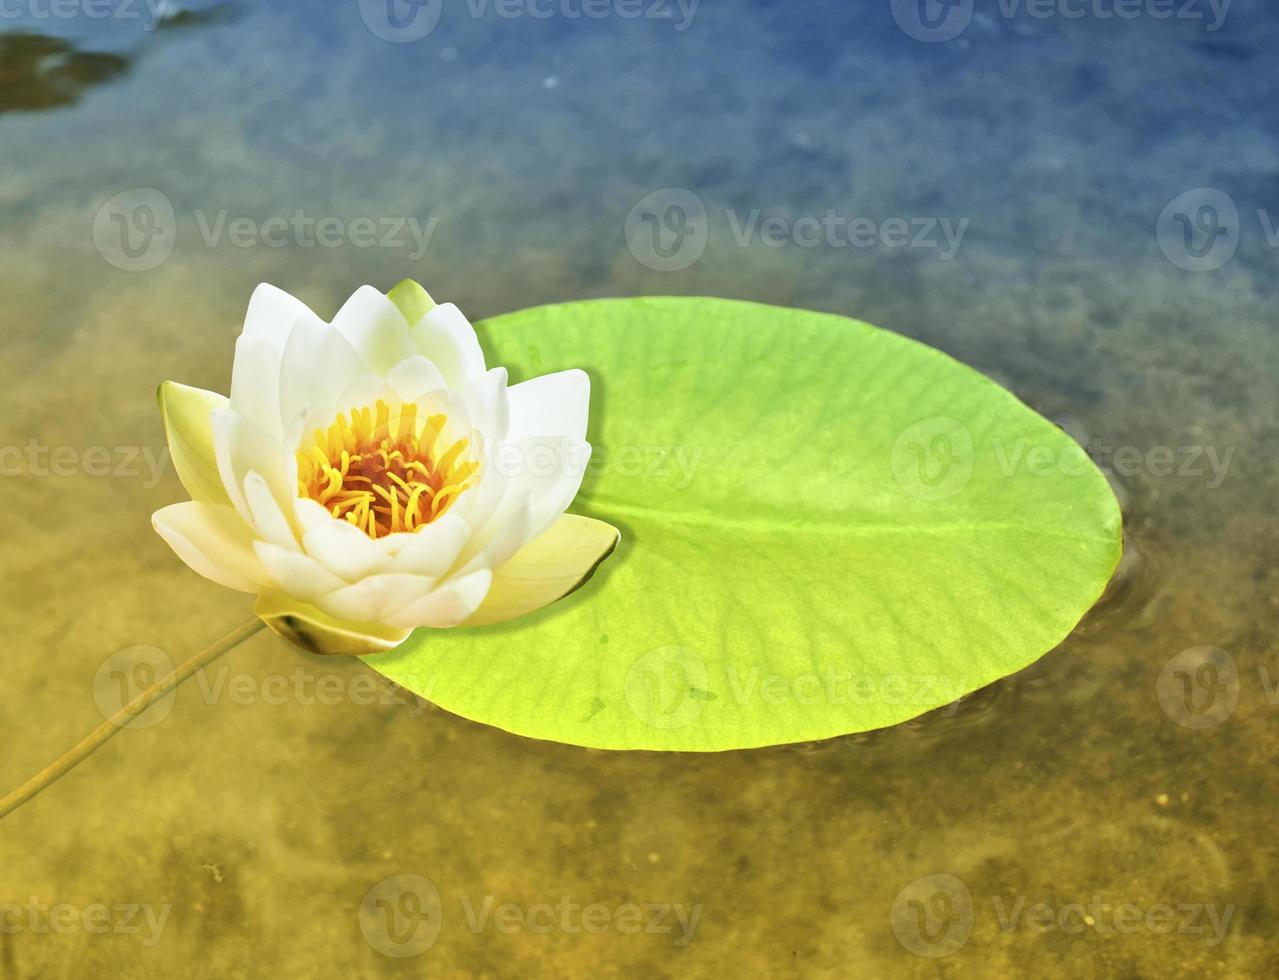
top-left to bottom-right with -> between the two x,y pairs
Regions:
2,4 -> 1277,977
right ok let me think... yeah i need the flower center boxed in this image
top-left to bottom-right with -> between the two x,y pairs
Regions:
297,399 -> 477,539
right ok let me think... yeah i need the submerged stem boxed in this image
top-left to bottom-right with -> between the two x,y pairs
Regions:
0,618 -> 265,821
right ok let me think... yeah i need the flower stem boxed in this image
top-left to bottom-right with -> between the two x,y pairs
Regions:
0,618 -> 265,821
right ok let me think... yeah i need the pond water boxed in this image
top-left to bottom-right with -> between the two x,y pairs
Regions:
1,1 -> 1275,976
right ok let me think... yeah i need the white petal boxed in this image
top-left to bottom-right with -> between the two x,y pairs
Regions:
386,569 -> 493,628
243,471 -> 298,548
458,367 -> 509,444
302,517 -> 391,581
211,408 -> 295,527
506,369 -> 589,443
294,497 -> 340,534
152,501 -> 266,592
231,286 -> 326,436
451,459 -> 509,532
385,515 -> 472,576
277,317 -> 373,432
454,498 -> 531,576
385,356 -> 448,403
253,541 -> 347,601
326,374 -> 407,426
331,285 -> 418,375
409,303 -> 485,386
229,335 -> 284,436
479,437 -> 591,543
413,386 -> 477,448
315,573 -> 437,623
520,437 -> 592,528
241,282 -> 320,348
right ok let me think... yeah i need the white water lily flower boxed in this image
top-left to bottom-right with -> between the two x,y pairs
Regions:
153,280 -> 619,656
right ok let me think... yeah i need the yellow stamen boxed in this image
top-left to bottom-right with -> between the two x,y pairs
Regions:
296,398 -> 477,540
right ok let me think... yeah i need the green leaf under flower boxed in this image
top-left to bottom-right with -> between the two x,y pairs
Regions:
366,297 -> 1123,751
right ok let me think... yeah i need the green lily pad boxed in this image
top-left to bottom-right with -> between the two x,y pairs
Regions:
366,297 -> 1122,751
